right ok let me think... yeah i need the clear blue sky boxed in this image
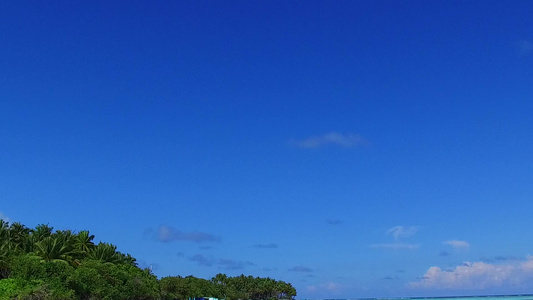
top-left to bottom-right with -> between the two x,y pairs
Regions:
1,1 -> 533,298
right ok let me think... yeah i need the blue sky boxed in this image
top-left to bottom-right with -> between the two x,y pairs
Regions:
1,1 -> 533,298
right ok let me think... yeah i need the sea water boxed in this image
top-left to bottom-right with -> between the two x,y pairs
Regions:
319,295 -> 533,300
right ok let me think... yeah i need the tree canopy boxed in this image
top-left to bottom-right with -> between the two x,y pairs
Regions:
0,221 -> 296,300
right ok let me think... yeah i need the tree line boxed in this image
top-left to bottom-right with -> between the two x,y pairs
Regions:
160,273 -> 296,300
0,221 -> 296,300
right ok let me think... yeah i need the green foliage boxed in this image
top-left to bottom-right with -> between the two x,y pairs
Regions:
34,233 -> 77,265
87,242 -> 122,265
7,254 -> 76,299
161,273 -> 296,300
0,278 -> 20,300
160,275 -> 219,300
67,262 -> 109,299
0,277 -> 76,300
75,230 -> 95,255
67,259 -> 159,300
0,221 -> 297,300
9,254 -> 47,280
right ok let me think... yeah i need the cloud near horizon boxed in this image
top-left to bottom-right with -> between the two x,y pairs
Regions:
188,254 -> 253,270
381,275 -> 400,280
306,282 -> 342,295
387,226 -> 418,240
409,257 -> 533,290
370,243 -> 420,250
189,254 -> 215,266
218,259 -> 254,270
443,239 -> 470,249
156,225 -> 220,243
291,132 -> 368,149
482,255 -> 519,263
288,265 -> 313,272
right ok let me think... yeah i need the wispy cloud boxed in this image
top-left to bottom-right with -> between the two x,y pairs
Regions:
254,243 -> 278,249
218,259 -> 254,270
371,226 -> 420,250
306,282 -> 342,296
156,225 -> 220,243
387,226 -> 418,240
481,255 -> 519,263
291,132 -> 368,149
408,257 -> 533,290
443,240 -> 470,249
189,254 -> 214,266
370,243 -> 420,250
495,255 -> 519,261
188,254 -> 253,270
326,219 -> 343,225
289,265 -> 314,272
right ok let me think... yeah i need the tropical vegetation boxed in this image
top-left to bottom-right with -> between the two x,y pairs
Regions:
0,220 -> 297,300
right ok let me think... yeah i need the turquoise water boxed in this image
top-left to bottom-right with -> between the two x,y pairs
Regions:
398,296 -> 533,300
318,295 -> 533,300
362,296 -> 533,300
395,297 -> 533,300
406,297 -> 533,300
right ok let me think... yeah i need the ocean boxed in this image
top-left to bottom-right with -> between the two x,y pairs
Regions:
319,295 -> 533,300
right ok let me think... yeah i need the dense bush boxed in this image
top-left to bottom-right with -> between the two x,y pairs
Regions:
0,221 -> 297,300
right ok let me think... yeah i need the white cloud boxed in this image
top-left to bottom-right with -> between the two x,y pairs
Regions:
0,212 -> 9,223
387,226 -> 418,240
443,240 -> 470,249
370,243 -> 420,250
292,132 -> 368,149
306,281 -> 342,294
409,257 -> 533,290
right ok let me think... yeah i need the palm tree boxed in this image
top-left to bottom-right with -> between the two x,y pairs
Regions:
34,231 -> 78,265
9,222 -> 31,252
75,230 -> 95,255
0,219 -> 10,251
21,233 -> 37,253
0,241 -> 10,279
32,224 -> 53,242
88,242 -> 122,264
119,252 -> 137,266
212,273 -> 229,299
0,219 -> 9,235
